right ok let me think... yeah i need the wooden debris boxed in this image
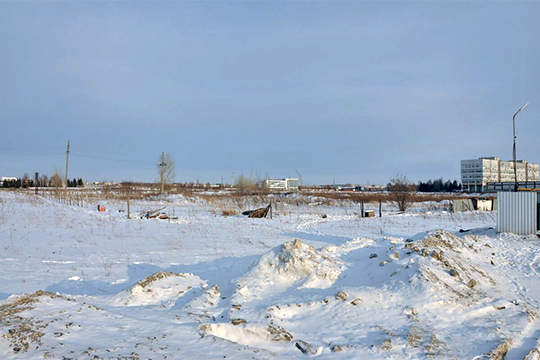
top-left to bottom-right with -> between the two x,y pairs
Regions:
242,204 -> 272,218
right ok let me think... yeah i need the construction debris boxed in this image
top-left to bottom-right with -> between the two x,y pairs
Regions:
242,204 -> 272,219
139,207 -> 177,220
142,207 -> 166,219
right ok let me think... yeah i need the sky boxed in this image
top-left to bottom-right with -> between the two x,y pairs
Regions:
1,1 -> 539,185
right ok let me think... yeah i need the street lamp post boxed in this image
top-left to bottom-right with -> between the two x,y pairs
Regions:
512,102 -> 529,192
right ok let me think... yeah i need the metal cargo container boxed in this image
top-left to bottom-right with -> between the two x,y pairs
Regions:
497,192 -> 538,235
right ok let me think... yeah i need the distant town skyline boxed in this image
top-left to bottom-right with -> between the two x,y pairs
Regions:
1,2 -> 539,185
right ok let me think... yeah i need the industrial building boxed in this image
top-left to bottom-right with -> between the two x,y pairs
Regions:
461,157 -> 539,192
263,178 -> 299,190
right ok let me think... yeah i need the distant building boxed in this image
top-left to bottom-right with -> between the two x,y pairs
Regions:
461,157 -> 540,192
1,177 -> 18,186
264,178 -> 299,190
317,184 -> 384,191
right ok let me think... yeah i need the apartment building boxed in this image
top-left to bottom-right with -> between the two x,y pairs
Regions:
461,157 -> 540,192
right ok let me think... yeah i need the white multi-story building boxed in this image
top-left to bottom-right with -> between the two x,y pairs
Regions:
263,178 -> 299,190
461,157 -> 540,192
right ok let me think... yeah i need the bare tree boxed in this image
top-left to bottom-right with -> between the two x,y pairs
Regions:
40,174 -> 49,188
50,169 -> 64,188
388,174 -> 415,212
235,174 -> 257,195
22,173 -> 30,188
157,152 -> 176,194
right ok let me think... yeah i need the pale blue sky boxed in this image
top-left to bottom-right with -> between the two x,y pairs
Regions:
1,1 -> 539,185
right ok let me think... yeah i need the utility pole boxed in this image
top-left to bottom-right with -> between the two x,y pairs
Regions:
159,151 -> 166,194
127,191 -> 131,219
296,169 -> 303,188
512,103 -> 529,192
65,140 -> 70,190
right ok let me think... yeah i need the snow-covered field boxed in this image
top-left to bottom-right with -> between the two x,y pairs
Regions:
1,190 -> 539,359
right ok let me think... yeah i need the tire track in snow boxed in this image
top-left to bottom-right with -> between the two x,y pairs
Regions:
293,216 -> 356,246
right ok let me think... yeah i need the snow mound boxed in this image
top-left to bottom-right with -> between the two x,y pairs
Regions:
273,239 -> 343,288
0,288 -> 190,359
200,323 -> 293,347
415,230 -> 497,291
0,291 -> 64,353
233,239 -> 343,304
181,284 -> 222,322
110,271 -> 206,307
417,229 -> 469,253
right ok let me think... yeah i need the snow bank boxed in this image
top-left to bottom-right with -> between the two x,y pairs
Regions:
110,271 -> 206,307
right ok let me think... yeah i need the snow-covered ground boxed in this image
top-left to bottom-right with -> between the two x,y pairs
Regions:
1,191 -> 539,359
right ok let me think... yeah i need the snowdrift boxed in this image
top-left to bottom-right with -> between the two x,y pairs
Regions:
110,271 -> 206,307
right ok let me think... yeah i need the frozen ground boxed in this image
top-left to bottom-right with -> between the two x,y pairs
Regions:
1,191 -> 539,359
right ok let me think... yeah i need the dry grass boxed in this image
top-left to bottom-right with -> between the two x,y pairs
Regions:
489,338 -> 513,360
3,185 -> 465,215
317,191 -> 461,204
222,209 -> 239,217
136,271 -> 186,289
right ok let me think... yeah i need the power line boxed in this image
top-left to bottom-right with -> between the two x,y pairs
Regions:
0,148 -> 155,165
0,147 -> 63,152
70,153 -> 154,166
80,149 -> 156,159
0,147 -> 155,159
0,152 -> 64,156
0,145 -> 158,175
